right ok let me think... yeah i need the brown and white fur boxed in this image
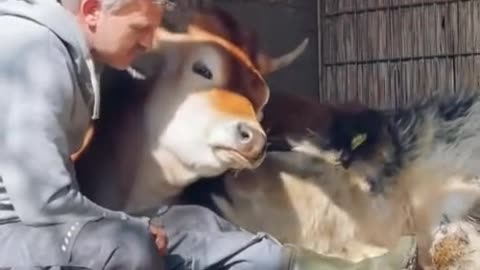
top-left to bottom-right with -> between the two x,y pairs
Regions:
182,94 -> 407,262
73,7 -> 308,215
305,91 -> 480,266
182,92 -> 480,269
166,12 -> 480,267
73,6 -> 422,266
292,93 -> 480,265
77,4 -> 476,270
75,29 -> 269,213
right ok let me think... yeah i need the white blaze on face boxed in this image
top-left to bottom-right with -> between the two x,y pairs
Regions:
158,90 -> 264,175
143,32 -> 268,178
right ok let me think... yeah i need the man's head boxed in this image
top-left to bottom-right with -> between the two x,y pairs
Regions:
63,0 -> 169,69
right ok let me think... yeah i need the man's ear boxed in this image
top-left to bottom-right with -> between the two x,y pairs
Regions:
80,0 -> 101,28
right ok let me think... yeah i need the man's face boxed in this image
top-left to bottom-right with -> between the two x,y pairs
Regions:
83,0 -> 163,69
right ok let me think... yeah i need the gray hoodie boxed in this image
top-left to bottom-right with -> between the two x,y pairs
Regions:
0,0 -> 147,226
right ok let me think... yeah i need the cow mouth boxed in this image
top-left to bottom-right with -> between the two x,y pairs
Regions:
212,146 -> 265,169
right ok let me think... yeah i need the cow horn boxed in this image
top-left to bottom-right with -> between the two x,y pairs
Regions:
258,38 -> 309,75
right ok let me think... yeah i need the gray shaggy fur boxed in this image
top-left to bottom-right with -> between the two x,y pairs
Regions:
324,90 -> 480,194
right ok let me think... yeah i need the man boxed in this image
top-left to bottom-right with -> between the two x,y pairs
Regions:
0,0 -> 417,269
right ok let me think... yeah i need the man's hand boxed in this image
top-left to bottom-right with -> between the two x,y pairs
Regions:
149,224 -> 168,256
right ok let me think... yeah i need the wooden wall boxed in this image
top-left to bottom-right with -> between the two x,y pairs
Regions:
319,0 -> 480,109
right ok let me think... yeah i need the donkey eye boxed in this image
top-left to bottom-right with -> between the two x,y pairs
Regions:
192,61 -> 213,80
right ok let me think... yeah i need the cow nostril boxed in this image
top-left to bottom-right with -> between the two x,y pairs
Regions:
240,129 -> 251,141
237,123 -> 253,143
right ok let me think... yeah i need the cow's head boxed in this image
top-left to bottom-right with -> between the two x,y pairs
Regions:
127,9 -> 307,179
131,7 -> 308,176
188,6 -> 309,77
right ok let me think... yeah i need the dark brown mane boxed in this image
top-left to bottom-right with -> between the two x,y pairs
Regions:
260,92 -> 371,147
261,93 -> 333,137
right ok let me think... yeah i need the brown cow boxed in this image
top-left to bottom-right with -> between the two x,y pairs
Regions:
73,8 -> 308,215
182,94 -> 399,262
176,8 -> 480,270
184,92 -> 480,269
73,5 -> 445,269
73,5 -> 419,267
74,29 -> 267,213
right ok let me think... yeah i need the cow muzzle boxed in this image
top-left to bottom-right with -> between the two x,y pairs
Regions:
209,120 -> 267,170
235,122 -> 267,158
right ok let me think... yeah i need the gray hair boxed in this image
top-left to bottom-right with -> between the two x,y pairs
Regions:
101,0 -> 175,11
60,0 -> 175,13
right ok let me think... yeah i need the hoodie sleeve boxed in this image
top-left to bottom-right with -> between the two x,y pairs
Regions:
0,17 -> 148,226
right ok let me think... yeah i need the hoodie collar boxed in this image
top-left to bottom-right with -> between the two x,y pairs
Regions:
0,0 -> 101,119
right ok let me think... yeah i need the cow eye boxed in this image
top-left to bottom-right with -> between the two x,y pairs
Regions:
192,61 -> 213,80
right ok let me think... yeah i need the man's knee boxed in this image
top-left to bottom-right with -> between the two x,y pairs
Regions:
230,234 -> 292,270
154,204 -> 238,232
74,218 -> 165,270
108,220 -> 165,269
